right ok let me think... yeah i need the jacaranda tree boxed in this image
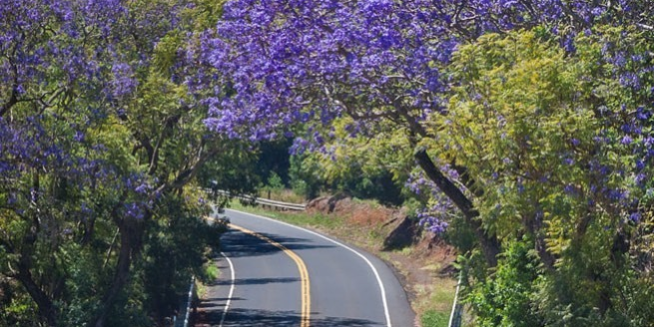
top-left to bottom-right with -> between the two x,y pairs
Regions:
191,0 -> 654,267
0,1 -> 245,326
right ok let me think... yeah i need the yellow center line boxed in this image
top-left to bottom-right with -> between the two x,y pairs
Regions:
229,223 -> 311,327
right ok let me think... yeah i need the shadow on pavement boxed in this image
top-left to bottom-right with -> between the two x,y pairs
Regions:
213,277 -> 300,286
213,308 -> 383,327
194,228 -> 383,326
220,230 -> 334,258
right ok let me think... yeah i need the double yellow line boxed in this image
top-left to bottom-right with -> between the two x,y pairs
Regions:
229,223 -> 311,327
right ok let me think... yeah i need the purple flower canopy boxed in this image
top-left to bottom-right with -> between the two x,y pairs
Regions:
185,0 -> 654,233
0,0 -> 179,222
192,0 -> 650,143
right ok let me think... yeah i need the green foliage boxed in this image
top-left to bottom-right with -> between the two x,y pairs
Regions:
256,138 -> 293,186
0,289 -> 40,327
421,310 -> 449,327
288,118 -> 409,204
432,30 -> 598,240
443,215 -> 478,255
0,1 -> 239,326
180,0 -> 228,30
439,27 -> 654,327
197,141 -> 261,195
140,195 -> 221,323
289,153 -> 323,199
466,239 -> 541,327
203,264 -> 220,282
266,171 -> 285,190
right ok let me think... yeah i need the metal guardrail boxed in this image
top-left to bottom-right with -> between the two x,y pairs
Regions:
172,276 -> 195,327
208,189 -> 306,211
448,274 -> 463,327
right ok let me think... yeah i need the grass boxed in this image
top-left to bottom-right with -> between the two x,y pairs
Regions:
257,188 -> 307,204
230,200 -> 343,229
421,310 -> 450,327
228,199 -> 390,250
413,277 -> 457,313
196,248 -> 221,299
204,264 -> 219,281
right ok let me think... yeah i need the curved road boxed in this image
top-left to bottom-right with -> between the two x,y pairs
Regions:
197,209 -> 415,327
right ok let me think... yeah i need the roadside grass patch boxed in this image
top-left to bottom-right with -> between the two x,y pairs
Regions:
258,188 -> 306,204
204,264 -> 219,281
421,309 -> 449,327
229,201 -> 343,230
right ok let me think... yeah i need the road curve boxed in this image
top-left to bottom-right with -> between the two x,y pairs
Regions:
197,209 -> 415,327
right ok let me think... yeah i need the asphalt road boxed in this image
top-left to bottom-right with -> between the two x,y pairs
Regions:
197,209 -> 415,327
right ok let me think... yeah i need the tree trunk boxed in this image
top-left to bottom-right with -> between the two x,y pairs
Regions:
16,268 -> 57,327
92,219 -> 143,327
523,213 -> 556,270
414,149 -> 501,267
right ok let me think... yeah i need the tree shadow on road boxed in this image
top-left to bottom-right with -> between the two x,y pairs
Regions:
220,230 -> 334,258
210,308 -> 384,327
213,277 -> 300,286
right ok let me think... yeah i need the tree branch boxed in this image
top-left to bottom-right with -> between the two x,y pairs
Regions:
414,149 -> 500,266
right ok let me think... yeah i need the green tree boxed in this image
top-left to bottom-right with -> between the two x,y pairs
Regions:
436,28 -> 654,326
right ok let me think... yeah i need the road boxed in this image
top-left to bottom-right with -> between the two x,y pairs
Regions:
196,209 -> 415,327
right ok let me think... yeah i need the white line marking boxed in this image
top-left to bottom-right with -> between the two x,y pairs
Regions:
227,209 -> 393,327
219,251 -> 236,327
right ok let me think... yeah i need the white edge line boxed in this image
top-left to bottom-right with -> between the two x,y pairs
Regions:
218,251 -> 236,327
227,209 -> 393,327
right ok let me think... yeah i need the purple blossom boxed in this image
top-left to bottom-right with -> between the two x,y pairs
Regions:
110,62 -> 138,98
417,207 -> 450,234
564,184 -> 575,194
193,0 -> 633,142
124,202 -> 145,220
636,107 -> 651,120
74,131 -> 84,142
135,183 -> 150,194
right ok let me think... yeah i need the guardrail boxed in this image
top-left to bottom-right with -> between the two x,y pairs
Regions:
448,274 -> 463,327
172,276 -> 195,327
208,189 -> 306,211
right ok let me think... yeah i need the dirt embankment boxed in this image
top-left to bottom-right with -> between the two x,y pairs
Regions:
306,195 -> 458,325
306,195 -> 456,266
